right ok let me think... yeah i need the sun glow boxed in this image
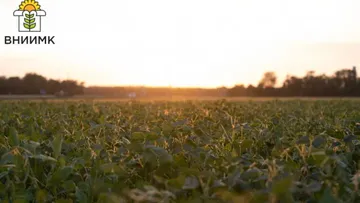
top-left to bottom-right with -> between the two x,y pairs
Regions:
3,0 -> 360,88
19,0 -> 40,12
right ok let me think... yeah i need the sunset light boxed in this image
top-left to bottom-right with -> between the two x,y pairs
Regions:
1,0 -> 360,88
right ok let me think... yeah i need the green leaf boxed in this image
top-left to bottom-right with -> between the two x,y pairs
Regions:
182,176 -> 199,190
272,176 -> 293,195
131,132 -> 146,141
97,194 -> 123,203
14,199 -> 27,203
167,176 -> 186,189
250,192 -> 269,203
8,127 -> 19,147
0,151 -> 14,165
75,187 -> 88,203
24,18 -> 35,23
35,189 -> 48,203
146,132 -> 160,140
240,139 -> 253,150
143,145 -> 173,167
309,150 -> 328,166
23,23 -> 36,30
312,135 -> 326,148
161,122 -> 173,134
22,141 -> 40,154
0,171 -> 8,179
29,23 -> 36,29
0,182 -> 5,196
55,199 -> 73,203
174,154 -> 187,167
30,154 -> 57,162
241,169 -> 260,181
23,23 -> 30,29
344,134 -> 356,143
52,134 -> 63,159
307,181 -> 322,192
62,180 -> 76,192
100,163 -> 125,174
296,136 -> 310,145
48,166 -> 73,185
319,187 -> 339,203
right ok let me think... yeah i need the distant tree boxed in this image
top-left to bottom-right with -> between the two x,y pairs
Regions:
332,67 -> 358,96
22,73 -> 47,94
282,75 -> 303,96
0,76 -> 6,94
258,72 -> 277,88
227,84 -> 246,97
0,72 -> 84,96
46,79 -> 61,94
228,66 -> 360,97
3,67 -> 360,98
247,85 -> 257,96
61,80 -> 84,96
6,77 -> 23,94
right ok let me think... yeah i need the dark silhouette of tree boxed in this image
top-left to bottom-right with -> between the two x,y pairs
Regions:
282,75 -> 303,96
228,66 -> 360,97
6,77 -> 23,94
246,85 -> 257,96
256,72 -> 277,96
46,79 -> 62,94
0,77 -> 7,94
227,84 -> 246,97
22,73 -> 47,94
332,67 -> 357,96
0,73 -> 84,96
60,80 -> 84,96
1,67 -> 360,98
258,72 -> 277,88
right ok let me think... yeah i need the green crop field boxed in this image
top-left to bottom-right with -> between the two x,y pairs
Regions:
1,99 -> 360,203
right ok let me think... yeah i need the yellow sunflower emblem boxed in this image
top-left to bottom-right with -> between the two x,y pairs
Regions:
19,0 -> 41,12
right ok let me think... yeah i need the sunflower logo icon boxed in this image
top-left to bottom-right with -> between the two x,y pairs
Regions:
13,0 -> 46,32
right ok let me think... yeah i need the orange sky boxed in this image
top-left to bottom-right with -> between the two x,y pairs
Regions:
1,0 -> 360,88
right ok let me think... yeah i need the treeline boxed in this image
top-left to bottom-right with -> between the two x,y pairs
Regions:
1,67 -> 360,97
228,67 -> 360,97
0,73 -> 84,95
88,66 -> 360,97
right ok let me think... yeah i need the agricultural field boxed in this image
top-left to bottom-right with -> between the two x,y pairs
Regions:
1,99 -> 360,203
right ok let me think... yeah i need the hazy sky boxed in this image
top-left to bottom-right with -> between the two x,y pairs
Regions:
1,0 -> 360,88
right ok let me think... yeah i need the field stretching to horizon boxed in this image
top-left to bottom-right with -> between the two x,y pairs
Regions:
3,94 -> 360,101
1,99 -> 360,202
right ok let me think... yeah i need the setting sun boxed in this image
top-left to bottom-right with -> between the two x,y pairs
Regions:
19,0 -> 40,12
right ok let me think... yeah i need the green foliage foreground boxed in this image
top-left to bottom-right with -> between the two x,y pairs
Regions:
1,99 -> 360,203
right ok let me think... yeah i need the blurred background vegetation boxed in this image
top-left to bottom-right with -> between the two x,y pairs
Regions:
0,66 -> 359,98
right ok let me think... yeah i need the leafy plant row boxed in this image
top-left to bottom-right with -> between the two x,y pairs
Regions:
0,99 -> 360,202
